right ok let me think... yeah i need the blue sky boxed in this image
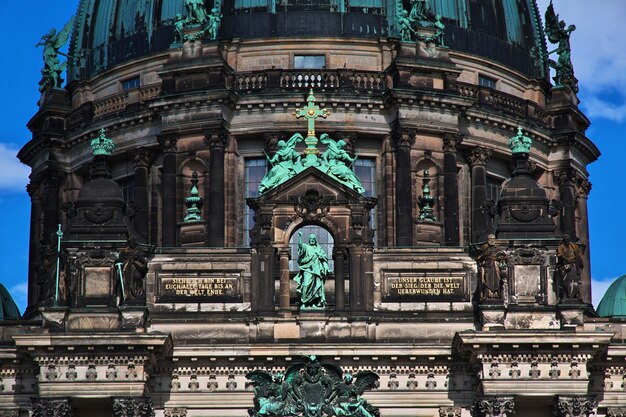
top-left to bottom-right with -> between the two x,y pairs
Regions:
0,1 -> 624,313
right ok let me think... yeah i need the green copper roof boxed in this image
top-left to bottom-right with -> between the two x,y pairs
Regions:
597,274 -> 626,318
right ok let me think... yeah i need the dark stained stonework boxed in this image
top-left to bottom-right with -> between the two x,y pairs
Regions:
8,1 -> 621,416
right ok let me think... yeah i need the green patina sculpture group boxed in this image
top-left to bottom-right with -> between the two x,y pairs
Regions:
36,17 -> 75,92
545,1 -> 578,93
173,0 -> 222,44
395,0 -> 444,45
258,90 -> 365,195
247,355 -> 380,417
294,232 -> 330,310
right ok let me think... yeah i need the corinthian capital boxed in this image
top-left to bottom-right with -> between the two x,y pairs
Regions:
442,133 -> 463,152
466,146 -> 492,167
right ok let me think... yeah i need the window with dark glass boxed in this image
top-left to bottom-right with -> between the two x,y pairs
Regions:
117,177 -> 136,203
479,75 -> 497,89
122,76 -> 140,90
294,55 -> 326,69
244,158 -> 268,246
354,157 -> 377,244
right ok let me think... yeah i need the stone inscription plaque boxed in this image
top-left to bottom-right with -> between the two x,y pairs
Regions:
382,272 -> 466,301
158,273 -> 242,302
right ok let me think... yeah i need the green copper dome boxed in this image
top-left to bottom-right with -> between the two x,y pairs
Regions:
597,275 -> 626,318
68,0 -> 546,80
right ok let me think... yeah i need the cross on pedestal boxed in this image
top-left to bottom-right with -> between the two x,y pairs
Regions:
293,89 -> 330,166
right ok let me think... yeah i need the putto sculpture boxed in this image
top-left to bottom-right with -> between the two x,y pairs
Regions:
247,355 -> 380,417
36,17 -> 75,92
172,0 -> 222,44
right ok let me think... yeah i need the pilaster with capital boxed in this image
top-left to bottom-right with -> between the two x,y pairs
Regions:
27,181 -> 43,309
467,146 -> 492,242
554,395 -> 596,417
553,169 -> 578,240
392,128 -> 415,247
204,129 -> 229,247
472,395 -> 515,417
158,134 -> 179,247
442,133 -> 463,246
132,147 -> 151,242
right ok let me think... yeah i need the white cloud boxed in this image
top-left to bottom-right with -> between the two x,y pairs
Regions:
536,0 -> 626,123
0,143 -> 29,192
592,277 -> 616,309
9,281 -> 27,315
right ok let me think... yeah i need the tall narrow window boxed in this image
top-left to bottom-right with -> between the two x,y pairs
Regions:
354,157 -> 377,245
244,158 -> 268,246
117,177 -> 136,203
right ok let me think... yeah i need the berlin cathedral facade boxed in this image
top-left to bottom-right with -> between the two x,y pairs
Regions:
1,0 -> 625,416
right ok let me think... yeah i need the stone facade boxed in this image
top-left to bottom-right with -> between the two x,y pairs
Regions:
6,0 -> 623,416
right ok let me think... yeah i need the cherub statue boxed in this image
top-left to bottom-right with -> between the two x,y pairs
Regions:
36,17 -> 75,92
206,8 -> 222,40
545,1 -> 578,93
173,14 -> 186,43
396,10 -> 416,42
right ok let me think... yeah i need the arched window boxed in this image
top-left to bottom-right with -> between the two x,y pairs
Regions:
289,225 -> 334,271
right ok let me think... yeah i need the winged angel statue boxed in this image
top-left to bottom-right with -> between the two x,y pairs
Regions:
544,1 -> 578,93
247,355 -> 380,417
36,17 -> 75,92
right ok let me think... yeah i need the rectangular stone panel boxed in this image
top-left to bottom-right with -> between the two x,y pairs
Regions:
157,272 -> 243,303
513,265 -> 541,301
83,267 -> 112,297
381,271 -> 467,302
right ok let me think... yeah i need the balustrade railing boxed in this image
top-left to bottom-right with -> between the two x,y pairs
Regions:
235,69 -> 386,92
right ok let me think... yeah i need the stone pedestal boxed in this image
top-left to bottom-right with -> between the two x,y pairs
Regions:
178,221 -> 206,247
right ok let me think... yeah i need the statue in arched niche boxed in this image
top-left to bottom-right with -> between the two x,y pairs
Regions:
294,232 -> 330,309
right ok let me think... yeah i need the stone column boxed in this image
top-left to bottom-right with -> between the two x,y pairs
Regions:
278,249 -> 291,314
205,129 -> 228,247
32,398 -> 73,417
333,248 -> 346,311
392,129 -> 415,246
467,146 -> 492,243
555,169 -> 578,239
473,395 -> 515,417
42,173 -> 62,244
133,148 -> 151,243
27,182 -> 42,309
442,134 -> 462,246
554,395 -> 596,417
158,135 -> 178,247
112,397 -> 154,417
349,247 -> 364,311
577,178 -> 592,304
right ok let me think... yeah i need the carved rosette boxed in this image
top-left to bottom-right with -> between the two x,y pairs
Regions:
442,133 -> 463,152
472,395 -> 515,417
112,397 -> 155,417
157,134 -> 178,154
554,395 -> 596,417
32,398 -> 73,417
133,147 -> 151,168
466,146 -> 492,167
204,129 -> 229,149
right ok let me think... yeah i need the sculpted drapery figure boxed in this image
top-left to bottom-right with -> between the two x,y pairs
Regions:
206,8 -> 222,40
185,0 -> 208,25
320,134 -> 365,194
36,18 -> 74,92
258,133 -> 304,194
545,1 -> 578,93
294,232 -> 330,309
476,234 -> 507,300
557,234 -> 584,301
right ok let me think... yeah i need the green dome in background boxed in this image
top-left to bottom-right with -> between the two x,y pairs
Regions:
597,275 -> 626,318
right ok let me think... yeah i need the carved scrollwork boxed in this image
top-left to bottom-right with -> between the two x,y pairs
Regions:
442,133 -> 463,152
509,246 -> 545,265
32,398 -> 73,417
112,397 -> 155,417
555,395 -> 596,417
472,395 -> 515,417
466,147 -> 491,167
439,407 -> 462,417
293,190 -> 334,222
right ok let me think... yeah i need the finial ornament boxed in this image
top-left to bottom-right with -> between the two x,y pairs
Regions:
91,129 -> 115,156
508,127 -> 532,155
417,169 -> 437,222
184,171 -> 204,223
293,89 -> 330,165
